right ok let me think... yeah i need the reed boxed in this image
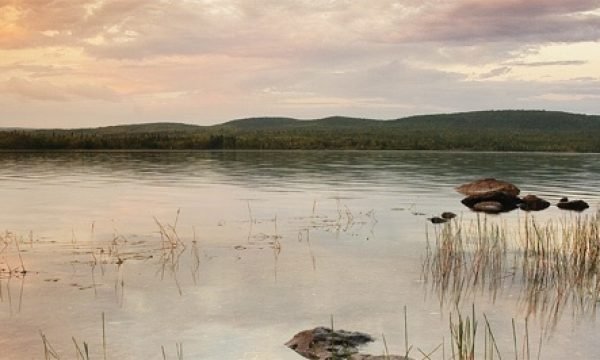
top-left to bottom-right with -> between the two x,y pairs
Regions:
72,337 -> 90,360
423,215 -> 507,306
160,343 -> 185,360
449,305 -> 477,360
40,331 -> 60,360
423,212 -> 600,325
102,312 -> 107,360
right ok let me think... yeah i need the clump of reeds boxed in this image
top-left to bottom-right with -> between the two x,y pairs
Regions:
0,231 -> 28,278
448,306 -> 538,360
154,210 -> 188,295
423,211 -> 600,328
449,306 -> 477,360
423,215 -> 507,306
155,209 -> 185,252
517,213 -> 600,329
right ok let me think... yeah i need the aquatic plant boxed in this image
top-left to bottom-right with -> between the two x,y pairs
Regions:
423,212 -> 600,329
0,231 -> 28,278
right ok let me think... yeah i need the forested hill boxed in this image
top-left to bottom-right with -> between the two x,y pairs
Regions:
1,110 -> 599,152
390,111 -> 600,132
218,111 -> 600,132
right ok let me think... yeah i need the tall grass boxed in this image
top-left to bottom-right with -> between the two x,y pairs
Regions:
423,215 -> 507,306
423,212 -> 600,328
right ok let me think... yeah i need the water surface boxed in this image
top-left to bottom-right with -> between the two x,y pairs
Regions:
0,151 -> 599,359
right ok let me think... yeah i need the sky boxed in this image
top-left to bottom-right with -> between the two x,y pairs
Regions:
0,0 -> 599,128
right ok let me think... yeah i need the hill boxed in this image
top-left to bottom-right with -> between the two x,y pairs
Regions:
218,116 -> 386,130
390,110 -> 600,132
1,110 -> 599,151
215,111 -> 600,132
87,122 -> 203,134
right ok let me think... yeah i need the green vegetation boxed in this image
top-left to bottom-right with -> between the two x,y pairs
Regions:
2,110 -> 600,151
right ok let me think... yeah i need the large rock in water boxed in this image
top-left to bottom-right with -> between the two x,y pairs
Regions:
285,327 -> 412,360
456,178 -> 520,197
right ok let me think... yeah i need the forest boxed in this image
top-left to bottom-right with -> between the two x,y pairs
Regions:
1,110 -> 599,152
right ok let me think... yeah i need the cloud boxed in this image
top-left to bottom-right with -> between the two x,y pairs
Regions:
67,82 -> 121,101
4,1 -> 598,58
478,66 -> 512,79
390,0 -> 600,43
0,63 -> 75,77
505,60 -> 588,66
2,77 -> 120,102
4,77 -> 68,101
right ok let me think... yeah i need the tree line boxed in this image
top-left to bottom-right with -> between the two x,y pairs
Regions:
1,127 -> 598,152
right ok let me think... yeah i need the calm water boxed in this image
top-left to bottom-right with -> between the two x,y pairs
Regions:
0,151 -> 599,359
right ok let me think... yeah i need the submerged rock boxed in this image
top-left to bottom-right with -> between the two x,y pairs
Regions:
519,195 -> 550,211
456,178 -> 520,197
557,198 -> 589,211
286,327 -> 412,360
472,201 -> 505,214
461,191 -> 520,213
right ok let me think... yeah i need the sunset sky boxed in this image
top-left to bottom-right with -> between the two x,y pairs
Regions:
1,0 -> 599,128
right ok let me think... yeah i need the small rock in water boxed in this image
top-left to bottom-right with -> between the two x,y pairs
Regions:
557,198 -> 589,211
441,211 -> 456,219
519,195 -> 550,211
427,217 -> 448,224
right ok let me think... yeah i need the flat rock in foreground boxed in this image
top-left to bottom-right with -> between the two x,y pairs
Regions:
286,327 -> 412,360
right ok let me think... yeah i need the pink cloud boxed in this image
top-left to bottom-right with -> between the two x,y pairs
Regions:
393,0 -> 600,43
3,76 -> 120,102
2,1 -> 599,56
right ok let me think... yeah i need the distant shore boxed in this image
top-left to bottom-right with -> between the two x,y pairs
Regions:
2,110 -> 599,152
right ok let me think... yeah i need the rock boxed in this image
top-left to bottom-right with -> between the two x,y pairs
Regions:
519,195 -> 550,211
428,217 -> 448,224
557,198 -> 589,211
472,201 -> 505,214
285,327 -> 371,359
286,327 -> 413,360
441,212 -> 457,219
461,191 -> 520,213
456,178 -> 520,197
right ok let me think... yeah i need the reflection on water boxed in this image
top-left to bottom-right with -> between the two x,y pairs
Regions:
2,151 -> 600,193
0,151 -> 599,359
422,213 -> 600,336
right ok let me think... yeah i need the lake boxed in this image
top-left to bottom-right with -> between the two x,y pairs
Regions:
1,151 -> 599,359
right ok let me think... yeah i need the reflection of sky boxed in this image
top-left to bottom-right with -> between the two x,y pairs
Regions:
1,151 -> 599,233
0,151 -> 599,359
